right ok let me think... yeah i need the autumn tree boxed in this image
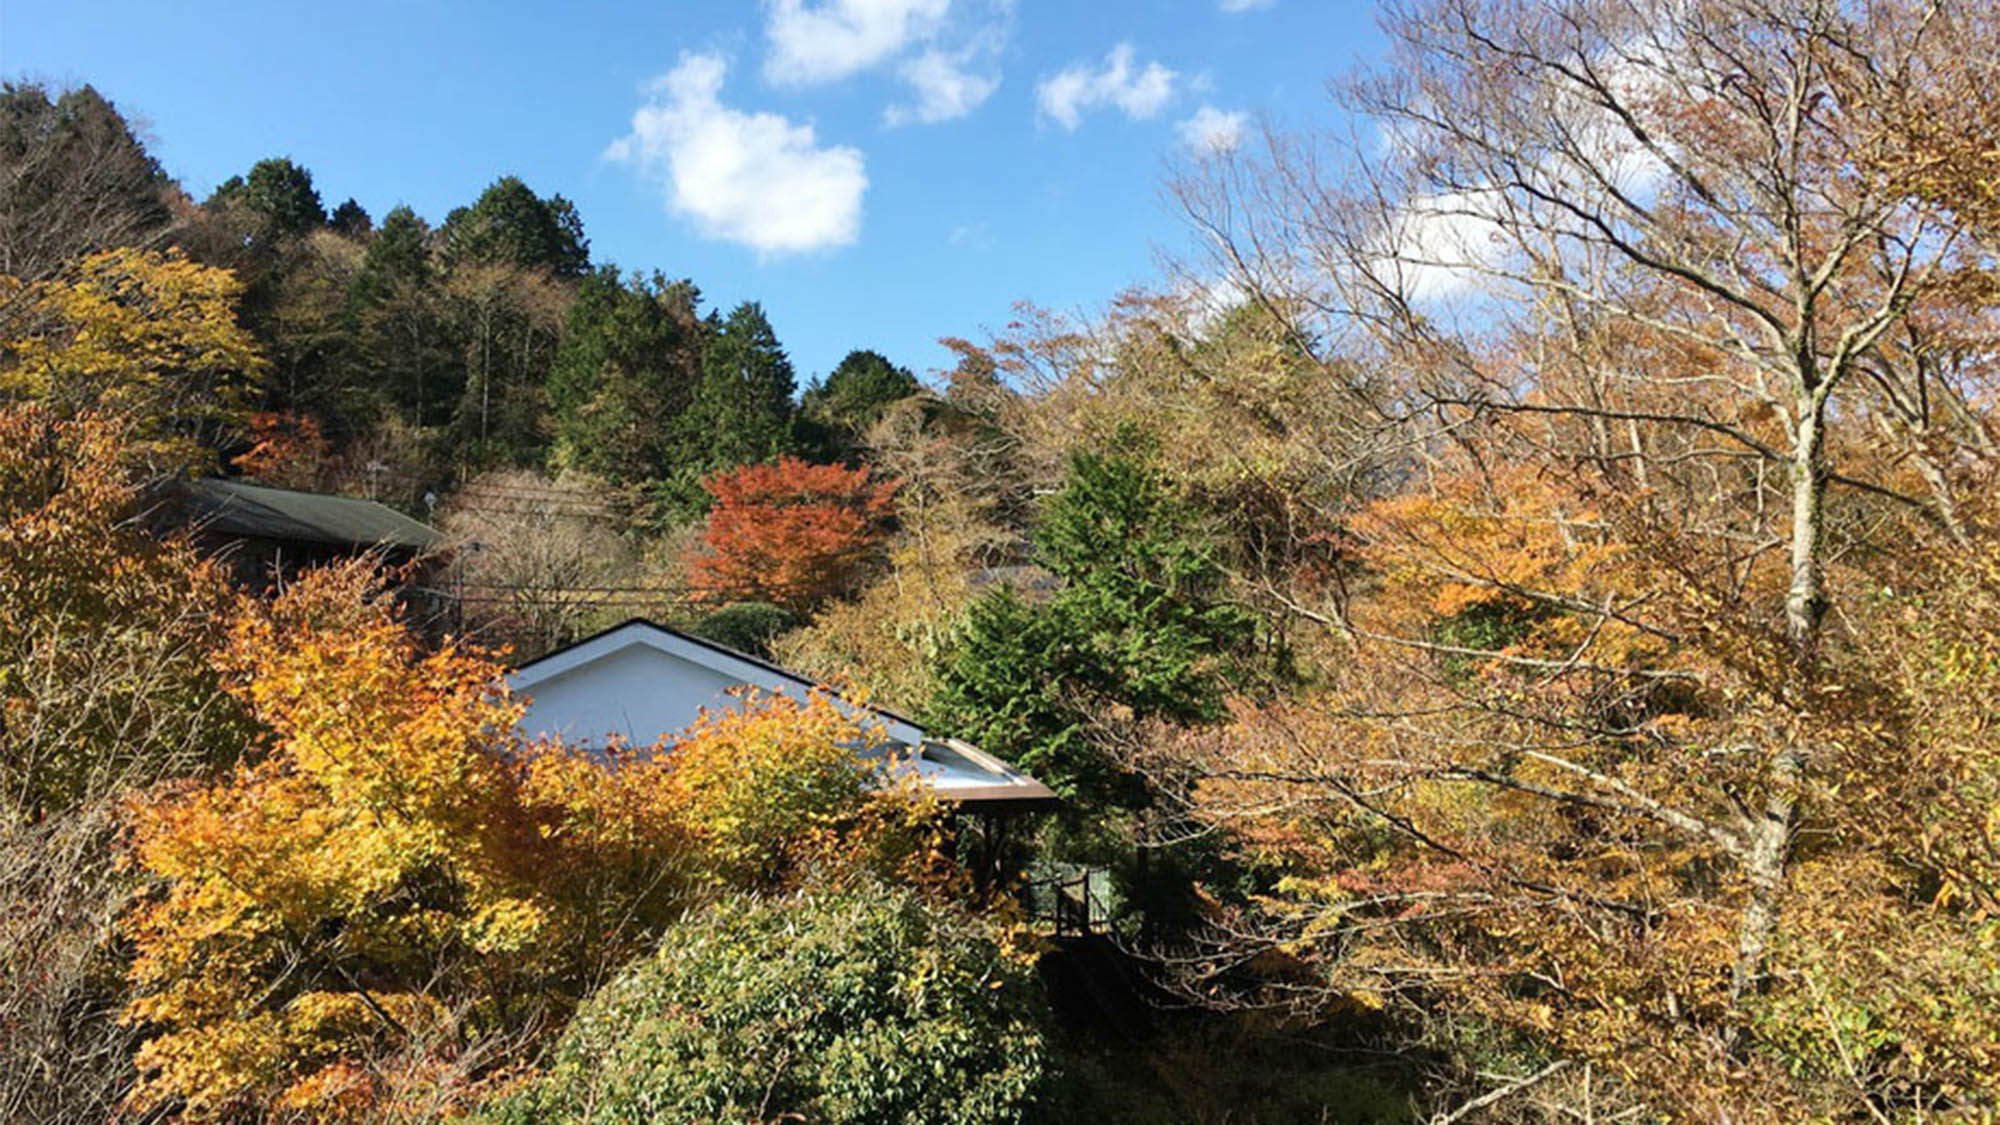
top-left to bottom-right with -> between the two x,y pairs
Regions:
442,262 -> 567,470
2,247 -> 265,474
687,456 -> 900,613
118,562 -> 925,1121
118,564 -> 661,1119
230,410 -> 333,490
0,401 -> 248,817
775,378 -> 1037,714
999,293 -> 1389,645
1157,0 -> 2000,1114
440,469 -> 643,658
257,229 -> 369,439
0,404 -> 249,1121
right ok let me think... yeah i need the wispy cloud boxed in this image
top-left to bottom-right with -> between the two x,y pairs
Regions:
605,53 -> 867,256
764,0 -> 1009,126
1036,43 -> 1178,131
1218,0 -> 1275,11
762,0 -> 950,86
1177,105 -> 1248,153
947,221 -> 994,249
887,42 -> 1001,125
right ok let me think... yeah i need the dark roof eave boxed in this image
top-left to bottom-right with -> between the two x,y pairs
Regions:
940,785 -> 1063,813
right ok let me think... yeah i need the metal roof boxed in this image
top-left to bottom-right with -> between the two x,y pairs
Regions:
172,479 -> 440,551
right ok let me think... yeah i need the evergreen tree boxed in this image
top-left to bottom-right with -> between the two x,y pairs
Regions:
546,268 -> 706,484
351,205 -> 429,300
327,197 -> 371,236
1035,446 -> 1254,727
208,157 -> 326,237
694,302 -> 796,466
798,348 -> 921,462
439,176 -> 589,278
189,159 -> 332,409
929,441 -> 1254,805
928,586 -> 1091,793
653,301 -> 798,518
349,206 -> 457,429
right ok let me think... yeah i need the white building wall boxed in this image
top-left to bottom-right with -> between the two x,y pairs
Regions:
504,624 -> 1050,803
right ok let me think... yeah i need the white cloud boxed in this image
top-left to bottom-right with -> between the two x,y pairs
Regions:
763,0 -> 950,86
1036,43 -> 1178,131
887,45 -> 1000,125
763,0 -> 1009,127
1374,42 -> 1675,301
1381,187 -> 1512,300
605,54 -> 867,256
1177,105 -> 1248,153
1218,0 -> 1275,10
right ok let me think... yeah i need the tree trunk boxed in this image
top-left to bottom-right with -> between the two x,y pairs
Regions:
1732,388 -> 1827,1002
1784,392 -> 1829,659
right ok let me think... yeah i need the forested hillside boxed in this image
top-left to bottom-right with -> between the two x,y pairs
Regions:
5,1 -> 2000,1121
3,79 -> 931,656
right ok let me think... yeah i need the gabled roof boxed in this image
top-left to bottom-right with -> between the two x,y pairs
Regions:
510,618 -> 1058,811
168,478 -> 439,551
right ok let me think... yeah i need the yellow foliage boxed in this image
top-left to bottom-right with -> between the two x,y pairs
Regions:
0,404 -> 248,813
1153,460 -> 2000,1116
119,562 -> 942,1121
2,249 -> 265,474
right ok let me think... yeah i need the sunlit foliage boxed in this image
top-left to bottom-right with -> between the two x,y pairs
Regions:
118,563 -> 935,1121
688,455 -> 900,613
475,884 -> 1051,1125
2,248 -> 265,473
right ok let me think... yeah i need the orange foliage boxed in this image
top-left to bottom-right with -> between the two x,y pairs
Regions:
119,562 -> 938,1122
687,456 -> 899,611
230,410 -> 331,489
0,403 -> 246,811
1152,453 -> 2000,1115
1349,462 -> 1670,669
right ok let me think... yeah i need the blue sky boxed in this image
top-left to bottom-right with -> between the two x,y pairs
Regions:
3,1 -> 1382,384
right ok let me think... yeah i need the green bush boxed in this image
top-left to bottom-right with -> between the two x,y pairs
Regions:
477,883 -> 1051,1124
692,601 -> 794,659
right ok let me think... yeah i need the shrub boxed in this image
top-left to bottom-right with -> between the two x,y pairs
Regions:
479,884 -> 1052,1125
691,600 -> 793,658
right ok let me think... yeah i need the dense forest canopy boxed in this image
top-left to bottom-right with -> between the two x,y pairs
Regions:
4,1 -> 2000,1121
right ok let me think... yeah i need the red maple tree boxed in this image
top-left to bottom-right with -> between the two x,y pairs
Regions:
688,457 -> 900,612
